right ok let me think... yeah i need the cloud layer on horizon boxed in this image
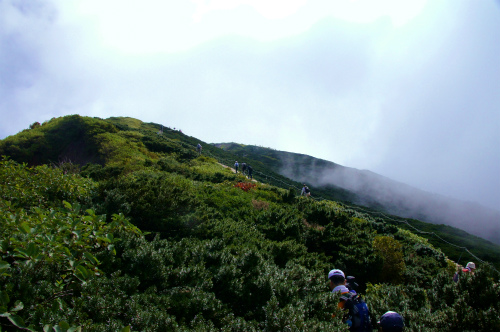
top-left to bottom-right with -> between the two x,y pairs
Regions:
1,0 -> 499,210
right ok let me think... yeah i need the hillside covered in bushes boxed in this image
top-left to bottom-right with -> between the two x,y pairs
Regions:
1,115 -> 499,331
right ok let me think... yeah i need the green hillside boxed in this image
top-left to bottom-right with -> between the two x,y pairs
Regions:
215,143 -> 500,264
1,115 -> 499,331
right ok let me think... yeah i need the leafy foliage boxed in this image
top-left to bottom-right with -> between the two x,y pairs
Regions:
373,236 -> 406,284
0,115 -> 117,166
1,116 -> 500,331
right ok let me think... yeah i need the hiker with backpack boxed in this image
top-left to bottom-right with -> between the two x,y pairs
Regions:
234,161 -> 239,174
196,143 -> 202,155
301,184 -> 311,197
377,311 -> 404,332
463,261 -> 476,273
329,269 -> 372,332
241,162 -> 247,174
453,261 -> 476,282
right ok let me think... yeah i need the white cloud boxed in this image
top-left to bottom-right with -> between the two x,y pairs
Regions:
1,0 -> 499,211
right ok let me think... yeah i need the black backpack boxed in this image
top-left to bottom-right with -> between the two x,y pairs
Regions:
340,292 -> 372,332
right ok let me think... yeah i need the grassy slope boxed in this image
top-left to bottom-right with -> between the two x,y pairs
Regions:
2,116 -> 499,270
2,115 -> 500,331
212,143 -> 500,269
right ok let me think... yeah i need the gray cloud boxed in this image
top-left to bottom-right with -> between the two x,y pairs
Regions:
359,1 -> 500,209
0,0 -> 498,212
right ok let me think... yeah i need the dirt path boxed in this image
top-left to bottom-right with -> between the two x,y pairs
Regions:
218,163 -> 257,182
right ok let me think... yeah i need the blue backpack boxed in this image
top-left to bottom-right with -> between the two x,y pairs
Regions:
340,292 -> 372,332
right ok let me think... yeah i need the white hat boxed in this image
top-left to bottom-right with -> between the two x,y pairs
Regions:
466,262 -> 476,269
328,269 -> 345,279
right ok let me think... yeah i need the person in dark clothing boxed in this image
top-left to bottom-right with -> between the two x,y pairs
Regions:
247,165 -> 253,179
301,184 -> 311,197
234,161 -> 239,174
328,269 -> 372,332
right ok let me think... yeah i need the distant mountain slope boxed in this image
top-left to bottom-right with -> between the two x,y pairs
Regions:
215,143 -> 500,245
2,116 -> 499,267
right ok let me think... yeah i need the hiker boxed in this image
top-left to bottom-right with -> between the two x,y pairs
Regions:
463,262 -> 476,273
346,276 -> 359,294
196,143 -> 202,155
329,269 -> 351,295
241,162 -> 247,174
453,266 -> 460,283
328,269 -> 372,332
234,161 -> 239,174
301,184 -> 311,197
247,164 -> 253,179
453,261 -> 476,283
378,311 -> 404,332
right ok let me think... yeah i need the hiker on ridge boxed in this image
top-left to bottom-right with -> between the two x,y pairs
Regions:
301,184 -> 311,197
196,143 -> 202,155
247,164 -> 253,180
234,161 -> 239,174
463,262 -> 476,274
453,261 -> 476,283
328,269 -> 372,332
241,162 -> 247,174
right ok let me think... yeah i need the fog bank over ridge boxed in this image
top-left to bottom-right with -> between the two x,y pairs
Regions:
279,152 -> 500,245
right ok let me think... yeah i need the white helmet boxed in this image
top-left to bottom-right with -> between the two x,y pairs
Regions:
466,262 -> 476,269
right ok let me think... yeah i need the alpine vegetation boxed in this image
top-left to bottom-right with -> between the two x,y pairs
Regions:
1,115 -> 499,331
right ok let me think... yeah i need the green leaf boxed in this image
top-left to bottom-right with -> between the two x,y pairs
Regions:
10,301 -> 23,312
83,252 -> 99,265
26,324 -> 39,332
85,209 -> 95,216
44,325 -> 54,332
106,234 -> 114,243
1,240 -> 8,251
67,326 -> 82,332
26,243 -> 40,257
108,244 -> 116,255
71,219 -> 80,229
0,291 -> 9,307
13,248 -> 29,258
58,321 -> 70,330
18,222 -> 31,234
63,201 -> 72,210
72,230 -> 82,240
97,236 -> 111,243
62,247 -> 72,257
0,261 -> 10,276
7,314 -> 26,328
120,326 -> 131,332
74,265 -> 91,282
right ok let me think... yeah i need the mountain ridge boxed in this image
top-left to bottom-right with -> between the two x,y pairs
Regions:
214,143 -> 500,245
1,115 -> 500,330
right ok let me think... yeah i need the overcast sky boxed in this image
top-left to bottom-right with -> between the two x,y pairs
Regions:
1,0 -> 499,211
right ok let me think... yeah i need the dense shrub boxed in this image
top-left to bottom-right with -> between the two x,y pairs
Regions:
2,116 -> 500,331
0,115 -> 115,166
95,170 -> 200,235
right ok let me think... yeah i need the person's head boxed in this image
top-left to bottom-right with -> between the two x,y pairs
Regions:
466,262 -> 476,270
378,311 -> 404,332
328,269 -> 346,289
